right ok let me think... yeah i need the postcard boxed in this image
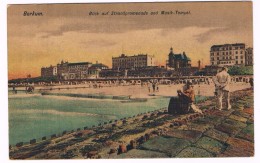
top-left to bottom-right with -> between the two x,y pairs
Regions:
8,1 -> 254,159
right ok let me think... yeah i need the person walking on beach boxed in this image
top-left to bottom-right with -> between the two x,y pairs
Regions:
152,82 -> 156,92
12,86 -> 17,94
148,82 -> 151,93
213,67 -> 231,110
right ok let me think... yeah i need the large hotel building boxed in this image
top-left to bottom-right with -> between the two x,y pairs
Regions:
210,43 -> 245,66
41,61 -> 108,80
112,54 -> 155,69
210,43 -> 253,66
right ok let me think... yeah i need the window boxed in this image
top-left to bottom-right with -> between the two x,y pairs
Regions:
236,51 -> 238,54
226,52 -> 228,55
212,62 -> 214,65
241,56 -> 243,59
229,51 -> 232,54
241,61 -> 243,64
236,56 -> 238,59
217,52 -> 219,56
217,57 -> 219,60
240,51 -> 243,54
236,61 -> 238,64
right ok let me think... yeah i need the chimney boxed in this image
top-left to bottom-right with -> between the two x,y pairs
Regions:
198,60 -> 201,70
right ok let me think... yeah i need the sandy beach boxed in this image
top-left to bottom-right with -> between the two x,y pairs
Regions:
37,82 -> 251,99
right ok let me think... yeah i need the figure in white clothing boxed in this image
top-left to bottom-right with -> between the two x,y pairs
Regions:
212,67 -> 231,110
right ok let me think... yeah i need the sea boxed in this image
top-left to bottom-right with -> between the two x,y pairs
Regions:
8,91 -> 169,145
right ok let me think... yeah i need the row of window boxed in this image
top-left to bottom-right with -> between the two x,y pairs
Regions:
113,61 -> 148,64
210,50 -> 244,56
113,64 -> 148,67
212,60 -> 244,65
211,56 -> 244,60
113,58 -> 148,62
246,61 -> 253,65
212,46 -> 244,51
112,61 -> 147,65
68,65 -> 88,68
220,61 -> 233,64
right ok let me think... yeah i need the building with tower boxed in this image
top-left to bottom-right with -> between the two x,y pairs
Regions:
167,47 -> 191,70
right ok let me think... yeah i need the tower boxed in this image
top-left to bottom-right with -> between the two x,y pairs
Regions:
168,47 -> 175,68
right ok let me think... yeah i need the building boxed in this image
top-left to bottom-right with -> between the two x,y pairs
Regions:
245,47 -> 253,66
44,60 -> 109,80
112,54 -> 155,70
67,62 -> 92,80
167,47 -> 191,70
88,62 -> 109,78
57,60 -> 69,80
210,43 -> 246,66
41,65 -> 57,77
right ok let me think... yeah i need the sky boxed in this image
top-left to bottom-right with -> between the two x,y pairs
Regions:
7,2 -> 253,79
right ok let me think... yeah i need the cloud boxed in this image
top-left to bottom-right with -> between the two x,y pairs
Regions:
194,27 -> 232,43
82,39 -> 117,47
9,2 -> 252,40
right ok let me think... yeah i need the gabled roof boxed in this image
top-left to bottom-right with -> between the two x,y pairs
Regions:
174,54 -> 184,60
172,54 -> 190,61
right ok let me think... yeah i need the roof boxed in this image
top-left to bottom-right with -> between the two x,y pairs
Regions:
211,43 -> 245,48
91,63 -> 108,68
68,62 -> 91,66
113,53 -> 153,58
171,53 -> 190,61
174,54 -> 184,60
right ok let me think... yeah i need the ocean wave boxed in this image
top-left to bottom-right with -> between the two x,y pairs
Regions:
8,94 -> 41,98
11,109 -> 116,118
42,95 -> 128,102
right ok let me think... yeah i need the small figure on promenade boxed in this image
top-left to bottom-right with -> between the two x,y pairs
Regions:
212,67 -> 231,110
